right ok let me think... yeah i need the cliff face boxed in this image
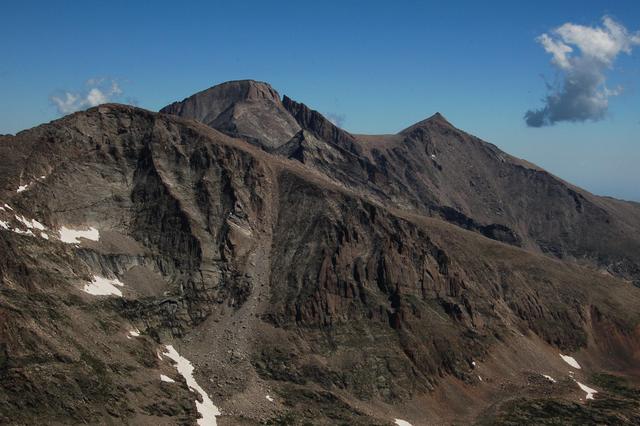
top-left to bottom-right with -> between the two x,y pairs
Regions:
1,82 -> 640,425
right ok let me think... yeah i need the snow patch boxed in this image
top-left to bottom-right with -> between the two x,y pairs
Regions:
0,213 -> 50,240
83,275 -> 124,297
543,374 -> 557,383
266,395 -> 274,402
160,374 -> 175,383
16,184 -> 29,193
127,329 -> 140,339
4,204 -> 13,211
560,354 -> 581,369
12,228 -> 34,236
163,345 -> 221,426
575,380 -> 597,400
15,215 -> 32,229
59,226 -> 100,244
31,220 -> 46,230
395,420 -> 413,426
15,215 -> 45,230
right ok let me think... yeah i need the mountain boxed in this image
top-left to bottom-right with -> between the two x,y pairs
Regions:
160,80 -> 301,149
163,80 -> 640,285
1,81 -> 640,425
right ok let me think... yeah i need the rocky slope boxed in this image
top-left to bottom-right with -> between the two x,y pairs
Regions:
1,81 -> 640,425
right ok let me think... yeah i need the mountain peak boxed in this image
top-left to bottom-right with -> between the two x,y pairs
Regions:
160,80 -> 281,119
160,80 -> 300,149
430,111 -> 447,121
212,79 -> 281,103
398,111 -> 454,135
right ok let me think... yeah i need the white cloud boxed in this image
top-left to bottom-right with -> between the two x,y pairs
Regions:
537,33 -> 573,69
51,92 -> 81,115
526,16 -> 640,127
325,112 -> 346,128
50,78 -> 124,115
554,17 -> 639,65
86,88 -> 108,106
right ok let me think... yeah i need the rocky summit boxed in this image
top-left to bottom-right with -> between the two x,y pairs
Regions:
2,80 -> 640,425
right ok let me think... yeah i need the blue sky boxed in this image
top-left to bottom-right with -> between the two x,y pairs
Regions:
2,1 -> 639,200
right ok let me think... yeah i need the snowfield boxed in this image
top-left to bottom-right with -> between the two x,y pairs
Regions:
59,226 -> 100,244
559,354 -> 581,369
83,275 -> 124,297
160,374 -> 175,383
163,345 -> 221,426
575,380 -> 597,400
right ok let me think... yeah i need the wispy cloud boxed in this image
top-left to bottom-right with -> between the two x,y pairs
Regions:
50,78 -> 124,115
525,16 -> 640,127
325,112 -> 346,128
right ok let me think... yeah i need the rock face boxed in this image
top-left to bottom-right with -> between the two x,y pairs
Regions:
1,81 -> 640,425
281,95 -> 362,155
160,80 -> 301,149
